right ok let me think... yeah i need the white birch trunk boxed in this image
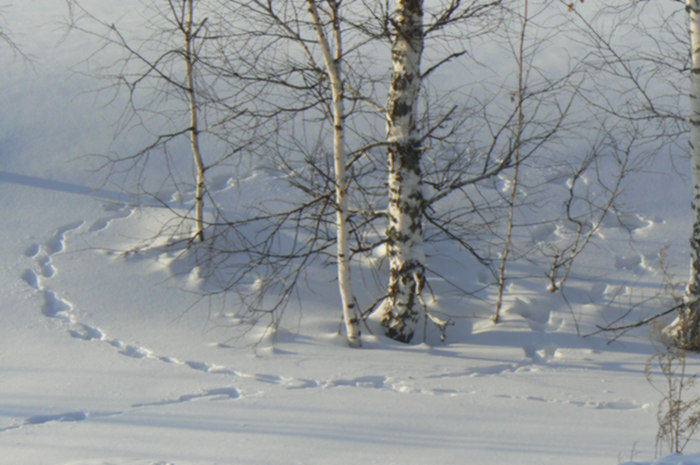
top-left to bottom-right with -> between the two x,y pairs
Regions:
307,0 -> 361,347
184,0 -> 206,242
677,0 -> 700,347
376,0 -> 426,343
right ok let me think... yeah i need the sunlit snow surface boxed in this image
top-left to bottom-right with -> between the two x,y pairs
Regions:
622,455 -> 700,465
1,1 -> 700,464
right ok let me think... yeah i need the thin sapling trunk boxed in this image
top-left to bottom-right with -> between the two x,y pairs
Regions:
182,0 -> 206,242
307,0 -> 361,347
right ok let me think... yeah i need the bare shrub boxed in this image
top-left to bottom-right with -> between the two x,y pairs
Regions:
646,329 -> 700,456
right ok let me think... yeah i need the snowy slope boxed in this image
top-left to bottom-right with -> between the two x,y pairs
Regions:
1,1 -> 700,465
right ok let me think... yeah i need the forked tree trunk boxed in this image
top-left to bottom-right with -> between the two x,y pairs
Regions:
676,0 -> 700,348
183,0 -> 206,242
376,0 -> 426,343
307,0 -> 361,347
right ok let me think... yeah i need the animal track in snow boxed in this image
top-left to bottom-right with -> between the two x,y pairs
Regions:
282,377 -> 320,389
0,410 -> 121,432
19,207 -> 180,370
89,204 -> 133,232
59,461 -> 175,465
21,268 -> 40,289
523,344 -> 560,363
19,204 -> 316,399
68,323 -> 105,341
41,290 -> 73,318
602,212 -> 653,233
495,393 -> 651,411
26,410 -> 89,424
185,360 -> 237,375
464,364 -> 519,377
327,375 -> 388,389
504,297 -> 552,332
37,255 -> 55,278
593,400 -> 650,410
88,218 -> 111,232
24,243 -> 40,258
209,174 -> 236,192
116,343 -> 154,360
132,387 -> 241,408
242,372 -> 318,389
0,387 -> 242,433
15,197 -> 495,436
324,375 -> 429,394
45,221 -> 84,254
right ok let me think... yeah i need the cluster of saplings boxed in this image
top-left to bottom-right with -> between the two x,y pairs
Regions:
63,0 -> 700,350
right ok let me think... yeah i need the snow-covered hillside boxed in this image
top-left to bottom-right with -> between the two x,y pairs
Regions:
1,1 -> 700,464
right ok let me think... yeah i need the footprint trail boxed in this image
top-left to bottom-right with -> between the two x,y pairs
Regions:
45,220 -> 84,254
16,198 -> 637,438
41,290 -> 73,318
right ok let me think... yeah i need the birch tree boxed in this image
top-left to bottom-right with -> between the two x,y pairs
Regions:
306,0 -> 361,347
568,0 -> 700,346
493,0 -> 528,323
559,1 -> 700,342
213,0 -> 504,344
375,0 -> 505,342
374,0 -> 427,342
673,0 -> 700,348
66,0 -> 255,243
197,0 -> 387,342
181,0 -> 207,242
70,0 -> 610,346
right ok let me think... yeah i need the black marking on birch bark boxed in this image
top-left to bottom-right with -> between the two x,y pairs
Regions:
691,26 -> 700,338
380,0 -> 426,343
390,73 -> 415,92
390,102 -> 413,119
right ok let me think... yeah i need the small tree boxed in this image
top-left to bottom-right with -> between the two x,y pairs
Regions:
197,0 -> 387,341
306,0 -> 361,346
590,0 -> 700,348
66,0 -> 256,243
647,321 -> 700,455
493,0 -> 529,323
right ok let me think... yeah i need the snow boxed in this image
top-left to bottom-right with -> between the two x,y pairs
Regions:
1,1 -> 700,464
621,455 -> 700,465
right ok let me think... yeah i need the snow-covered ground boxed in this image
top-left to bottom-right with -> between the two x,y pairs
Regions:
2,2 -> 700,464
